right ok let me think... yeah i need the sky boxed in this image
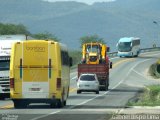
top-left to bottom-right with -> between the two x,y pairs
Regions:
43,0 -> 116,5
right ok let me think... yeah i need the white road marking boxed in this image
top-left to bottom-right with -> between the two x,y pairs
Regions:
69,52 -> 160,108
141,51 -> 160,55
142,53 -> 160,57
69,59 -> 151,109
70,71 -> 77,75
71,76 -> 77,80
132,69 -> 150,80
31,110 -> 61,120
110,57 -> 119,60
31,51 -> 159,120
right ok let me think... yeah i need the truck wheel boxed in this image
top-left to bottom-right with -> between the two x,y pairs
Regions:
106,80 -> 109,91
106,85 -> 109,91
0,93 -> 9,100
0,96 -> 5,100
100,83 -> 108,91
103,87 -> 107,91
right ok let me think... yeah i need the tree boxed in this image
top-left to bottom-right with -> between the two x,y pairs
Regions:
79,34 -> 105,48
32,32 -> 60,41
69,50 -> 81,66
0,23 -> 30,35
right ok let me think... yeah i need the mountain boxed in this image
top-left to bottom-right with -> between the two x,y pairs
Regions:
0,0 -> 160,51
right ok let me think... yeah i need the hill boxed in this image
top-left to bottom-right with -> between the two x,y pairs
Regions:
0,0 -> 160,51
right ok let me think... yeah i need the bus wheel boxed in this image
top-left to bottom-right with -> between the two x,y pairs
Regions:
64,100 -> 66,106
50,102 -> 56,108
13,100 -> 25,109
56,99 -> 64,108
131,53 -> 133,58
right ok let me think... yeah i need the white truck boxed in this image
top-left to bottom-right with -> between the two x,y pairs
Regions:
0,35 -> 33,100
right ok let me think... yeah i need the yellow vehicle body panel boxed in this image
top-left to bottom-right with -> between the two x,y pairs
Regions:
82,42 -> 107,64
10,40 -> 70,104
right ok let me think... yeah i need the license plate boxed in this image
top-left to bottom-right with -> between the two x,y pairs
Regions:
85,85 -> 90,87
29,88 -> 41,91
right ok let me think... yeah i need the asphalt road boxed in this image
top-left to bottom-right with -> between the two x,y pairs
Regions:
0,51 -> 160,120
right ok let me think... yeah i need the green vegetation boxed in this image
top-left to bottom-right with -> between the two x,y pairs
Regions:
70,34 -> 105,66
0,23 -> 60,41
69,50 -> 81,67
128,85 -> 160,106
79,34 -> 105,48
0,22 -> 80,67
0,0 -> 160,50
0,23 -> 30,35
149,61 -> 160,78
32,32 -> 60,41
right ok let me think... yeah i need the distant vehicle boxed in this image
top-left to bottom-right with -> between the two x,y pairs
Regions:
77,73 -> 99,94
0,34 -> 33,100
81,42 -> 110,64
117,37 -> 140,57
78,42 -> 112,91
78,64 -> 111,91
10,40 -> 72,108
0,57 -> 10,100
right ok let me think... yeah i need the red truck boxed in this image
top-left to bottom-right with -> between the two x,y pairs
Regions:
78,63 -> 112,91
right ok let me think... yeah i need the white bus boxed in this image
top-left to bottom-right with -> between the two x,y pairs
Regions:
117,37 -> 140,57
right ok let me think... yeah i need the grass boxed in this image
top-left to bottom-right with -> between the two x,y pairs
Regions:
128,85 -> 160,106
149,62 -> 160,78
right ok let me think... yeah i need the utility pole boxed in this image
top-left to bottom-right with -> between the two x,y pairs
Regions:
153,20 -> 159,47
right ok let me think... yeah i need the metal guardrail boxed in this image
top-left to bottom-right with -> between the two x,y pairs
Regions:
108,47 -> 160,57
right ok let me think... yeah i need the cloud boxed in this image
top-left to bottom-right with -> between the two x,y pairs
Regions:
43,0 -> 116,5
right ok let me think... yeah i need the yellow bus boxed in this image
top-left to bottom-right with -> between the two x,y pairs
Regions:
10,40 -> 72,108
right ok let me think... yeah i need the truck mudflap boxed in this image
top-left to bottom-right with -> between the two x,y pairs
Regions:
99,79 -> 109,91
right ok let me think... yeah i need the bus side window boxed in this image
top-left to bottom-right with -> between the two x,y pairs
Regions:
61,51 -> 70,66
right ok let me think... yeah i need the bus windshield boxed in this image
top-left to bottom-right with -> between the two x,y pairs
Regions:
118,42 -> 132,52
0,60 -> 10,71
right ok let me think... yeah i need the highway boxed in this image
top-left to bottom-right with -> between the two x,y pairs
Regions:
0,51 -> 160,120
